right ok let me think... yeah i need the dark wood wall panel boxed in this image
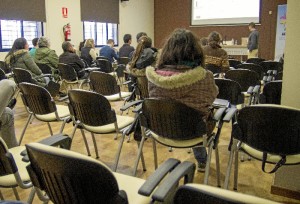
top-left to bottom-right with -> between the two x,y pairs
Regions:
154,0 -> 287,60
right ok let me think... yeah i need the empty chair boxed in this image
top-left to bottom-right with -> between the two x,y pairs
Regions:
68,89 -> 134,158
57,63 -> 82,91
174,184 -> 279,204
18,82 -> 70,144
246,57 -> 265,64
205,64 -> 222,77
259,60 -> 283,74
26,143 -> 196,203
236,63 -> 265,80
89,71 -> 131,101
275,71 -> 283,80
259,80 -> 282,104
97,59 -> 114,74
224,105 -> 300,190
228,59 -> 242,68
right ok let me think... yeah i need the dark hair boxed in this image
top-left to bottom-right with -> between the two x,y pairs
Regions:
249,22 -> 256,28
123,34 -> 132,43
130,36 -> 152,69
62,41 -> 72,52
208,31 -> 222,49
157,28 -> 204,69
79,39 -> 86,51
136,32 -> 147,42
200,37 -> 208,46
107,39 -> 114,44
5,37 -> 28,58
32,38 -> 39,46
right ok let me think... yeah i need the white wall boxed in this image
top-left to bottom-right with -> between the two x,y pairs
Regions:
281,0 -> 300,108
0,0 -> 154,59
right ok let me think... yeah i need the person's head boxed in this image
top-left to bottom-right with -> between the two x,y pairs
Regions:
208,31 -> 222,48
107,39 -> 115,47
123,34 -> 132,44
130,36 -> 153,69
62,41 -> 74,53
84,39 -> 95,48
136,32 -> 147,42
38,36 -> 50,48
79,39 -> 86,51
32,38 -> 39,47
5,38 -> 29,58
157,28 -> 204,69
199,37 -> 208,46
248,22 -> 256,31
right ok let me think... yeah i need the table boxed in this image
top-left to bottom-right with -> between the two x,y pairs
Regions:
222,45 -> 248,61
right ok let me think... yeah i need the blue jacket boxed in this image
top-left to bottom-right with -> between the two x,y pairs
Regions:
99,45 -> 118,63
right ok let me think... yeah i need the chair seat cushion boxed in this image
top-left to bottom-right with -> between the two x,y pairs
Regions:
35,105 -> 70,121
83,115 -> 134,134
114,172 -> 150,204
151,132 -> 204,148
105,92 -> 132,101
0,146 -> 30,187
241,143 -> 300,164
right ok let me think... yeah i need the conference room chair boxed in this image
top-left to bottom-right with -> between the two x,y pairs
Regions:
236,63 -> 265,82
89,71 -> 131,102
118,57 -> 130,66
57,63 -> 84,92
18,82 -> 70,145
0,138 -> 34,203
26,143 -> 196,203
228,59 -> 242,68
36,63 -> 52,75
0,68 -> 6,81
259,60 -> 283,75
132,98 -> 232,186
245,57 -> 265,64
224,105 -> 300,190
96,58 -> 115,74
274,71 -> 283,80
173,184 -> 279,204
0,61 -> 11,75
259,80 -> 282,105
67,89 -> 134,158
205,63 -> 222,77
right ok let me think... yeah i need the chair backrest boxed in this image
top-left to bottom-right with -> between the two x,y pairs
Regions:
0,60 -> 10,74
236,63 -> 265,79
13,68 -> 36,85
36,63 -> 52,75
259,61 -> 283,73
68,89 -> 116,126
245,57 -> 265,64
136,76 -> 149,99
118,57 -> 130,65
57,63 -> 78,81
215,78 -> 244,105
89,71 -> 120,95
0,68 -> 7,81
225,69 -> 260,92
140,98 -> 207,140
96,56 -> 110,61
26,143 -> 128,204
0,138 -> 17,176
228,59 -> 242,68
97,59 -> 114,73
233,105 -> 300,155
205,64 -> 221,74
260,80 -> 282,105
173,184 -> 279,204
19,82 -> 56,115
274,71 -> 283,80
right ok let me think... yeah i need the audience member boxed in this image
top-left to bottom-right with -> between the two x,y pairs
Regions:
136,32 -> 148,43
99,39 -> 119,63
0,80 -> 18,148
5,38 -> 60,97
200,37 -> 208,47
80,39 -> 97,67
29,37 -> 39,57
59,41 -> 87,79
119,34 -> 135,58
247,22 -> 259,59
203,31 -> 230,73
146,28 -> 218,172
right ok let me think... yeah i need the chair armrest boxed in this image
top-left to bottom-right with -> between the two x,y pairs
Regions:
247,86 -> 254,94
138,158 -> 181,196
213,99 -> 230,108
223,108 -> 238,123
150,161 -> 196,202
252,85 -> 261,94
123,80 -> 132,85
120,100 -> 143,112
273,70 -> 277,75
133,103 -> 142,113
267,70 -> 273,75
213,107 -> 227,121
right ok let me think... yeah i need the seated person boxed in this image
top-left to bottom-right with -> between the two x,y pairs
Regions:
5,38 -> 60,97
119,34 -> 135,58
0,80 -> 18,148
203,31 -> 229,73
146,29 -> 218,172
29,37 -> 39,57
80,39 -> 97,67
59,41 -> 87,79
99,39 -> 119,63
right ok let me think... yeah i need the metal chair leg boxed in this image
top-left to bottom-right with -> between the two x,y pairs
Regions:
0,189 -> 4,200
133,130 -> 147,176
27,187 -> 36,204
80,129 -> 91,156
59,119 -> 67,133
215,146 -> 221,187
152,139 -> 158,169
91,132 -> 99,158
113,131 -> 126,172
12,187 -> 20,200
168,147 -> 173,152
234,150 -> 239,190
19,113 -> 33,145
224,148 -> 235,189
114,122 -> 119,140
47,122 -> 53,135
140,148 -> 147,171
204,143 -> 213,185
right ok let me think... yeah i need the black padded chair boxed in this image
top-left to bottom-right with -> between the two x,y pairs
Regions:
236,63 -> 265,80
67,89 -> 134,158
274,71 -> 283,80
0,61 -> 10,74
0,68 -> 7,81
259,60 -> 283,74
36,63 -> 52,75
228,59 -> 242,68
57,63 -> 85,91
89,71 -> 131,101
12,68 -> 37,85
224,105 -> 300,190
174,184 -> 279,204
26,143 -> 196,203
245,57 -> 265,64
97,59 -> 114,74
205,64 -> 222,77
259,80 -> 282,104
118,57 -> 130,66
